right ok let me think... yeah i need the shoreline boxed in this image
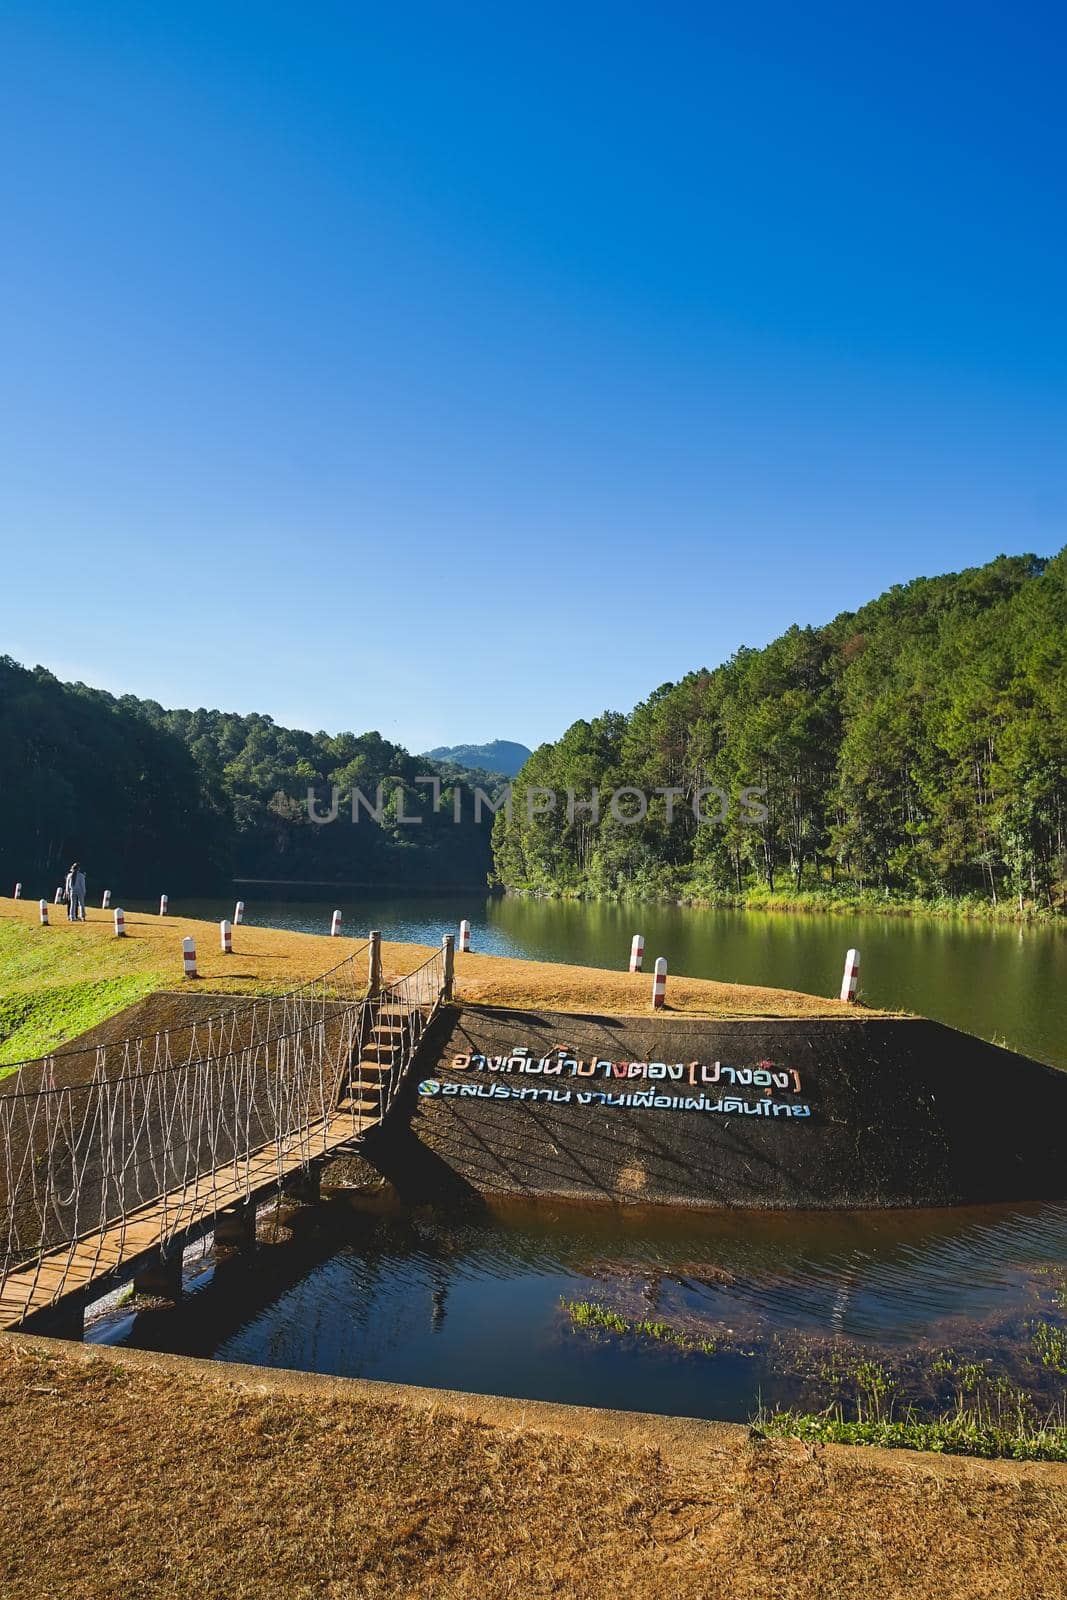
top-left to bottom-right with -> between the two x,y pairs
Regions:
496,884 -> 1066,923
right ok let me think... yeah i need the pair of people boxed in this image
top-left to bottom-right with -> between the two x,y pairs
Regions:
64,863 -> 86,921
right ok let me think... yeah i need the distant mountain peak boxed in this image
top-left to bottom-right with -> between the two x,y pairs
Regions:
422,739 -> 532,777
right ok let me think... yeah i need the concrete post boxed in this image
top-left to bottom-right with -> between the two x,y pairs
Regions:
102,889 -> 111,909
330,908 -> 342,937
39,899 -> 49,926
459,918 -> 471,952
442,933 -> 455,1002
840,948 -> 860,1002
220,919 -> 232,953
114,908 -> 126,937
182,936 -> 197,979
652,957 -> 667,1009
13,882 -> 21,899
629,933 -> 644,973
368,929 -> 382,995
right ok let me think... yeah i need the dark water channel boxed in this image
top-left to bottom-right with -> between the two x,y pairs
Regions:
89,1195 -> 1067,1424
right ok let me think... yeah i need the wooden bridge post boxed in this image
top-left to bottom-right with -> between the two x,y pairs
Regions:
133,1249 -> 183,1302
214,1200 -> 257,1249
442,933 -> 455,1001
368,930 -> 382,996
282,1164 -> 321,1205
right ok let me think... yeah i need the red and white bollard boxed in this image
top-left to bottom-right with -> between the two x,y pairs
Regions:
459,919 -> 471,952
330,909 -> 342,937
234,900 -> 245,925
39,899 -> 49,926
13,883 -> 21,899
182,936 -> 197,978
629,933 -> 644,973
114,908 -> 126,938
102,889 -> 111,909
840,947 -> 860,1003
220,919 -> 232,953
159,893 -> 169,916
54,887 -> 63,903
652,956 -> 667,1009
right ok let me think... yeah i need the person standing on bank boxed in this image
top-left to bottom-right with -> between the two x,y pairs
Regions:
70,863 -> 86,921
64,863 -> 77,921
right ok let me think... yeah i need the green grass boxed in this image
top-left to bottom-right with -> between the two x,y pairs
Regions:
0,974 -> 160,1070
0,919 -> 176,1070
504,881 -> 1061,922
0,919 -> 166,991
561,1298 -> 723,1356
563,1298 -> 1067,1462
1032,1320 -> 1067,1375
754,1404 -> 1067,1463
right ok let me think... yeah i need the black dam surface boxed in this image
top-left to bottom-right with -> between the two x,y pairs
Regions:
363,1007 -> 1067,1210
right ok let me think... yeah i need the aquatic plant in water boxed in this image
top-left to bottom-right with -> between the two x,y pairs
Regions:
1031,1320 -> 1067,1375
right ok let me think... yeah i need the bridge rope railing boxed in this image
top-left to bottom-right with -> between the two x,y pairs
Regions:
0,940 -> 446,1323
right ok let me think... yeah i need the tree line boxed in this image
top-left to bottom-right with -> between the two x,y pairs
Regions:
0,657 -> 497,897
491,551 -> 1067,912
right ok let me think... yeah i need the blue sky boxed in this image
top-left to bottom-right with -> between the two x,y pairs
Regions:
1,2 -> 1064,753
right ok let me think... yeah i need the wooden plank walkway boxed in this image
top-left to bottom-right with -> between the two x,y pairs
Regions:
0,1102 -> 380,1330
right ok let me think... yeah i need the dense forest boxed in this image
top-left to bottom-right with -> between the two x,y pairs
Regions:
0,658 -> 496,897
4,550 -> 1064,913
492,551 -> 1067,914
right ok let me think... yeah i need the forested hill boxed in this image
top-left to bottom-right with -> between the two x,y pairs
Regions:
0,662 -> 497,896
422,740 -> 532,778
492,551 -> 1067,913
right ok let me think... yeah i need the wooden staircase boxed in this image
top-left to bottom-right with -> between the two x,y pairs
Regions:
334,1005 -> 411,1130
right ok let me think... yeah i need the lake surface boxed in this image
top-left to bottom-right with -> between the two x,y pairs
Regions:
129,893 -> 1067,1068
90,1195 -> 1067,1424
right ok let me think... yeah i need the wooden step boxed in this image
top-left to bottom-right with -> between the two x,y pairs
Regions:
353,1059 -> 390,1073
335,1098 -> 379,1114
364,1043 -> 399,1060
373,1024 -> 405,1035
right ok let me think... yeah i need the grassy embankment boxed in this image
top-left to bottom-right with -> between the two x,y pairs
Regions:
1,1335 -> 1065,1600
0,896 -> 860,1069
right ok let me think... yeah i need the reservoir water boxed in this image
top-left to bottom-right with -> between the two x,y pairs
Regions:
90,1195 -> 1067,1425
127,894 -> 1067,1068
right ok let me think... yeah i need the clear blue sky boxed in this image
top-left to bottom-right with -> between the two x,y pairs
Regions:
1,3 -> 1064,753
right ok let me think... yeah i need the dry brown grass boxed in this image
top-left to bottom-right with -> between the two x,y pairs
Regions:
0,1337 -> 1063,1600
0,896 -> 871,1020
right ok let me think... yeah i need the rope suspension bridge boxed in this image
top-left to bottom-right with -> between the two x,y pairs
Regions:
0,936 -> 452,1331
